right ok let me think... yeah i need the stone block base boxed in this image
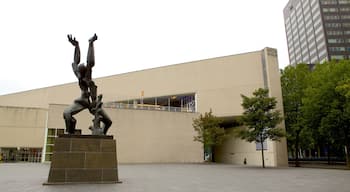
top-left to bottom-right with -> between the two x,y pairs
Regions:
44,134 -> 120,184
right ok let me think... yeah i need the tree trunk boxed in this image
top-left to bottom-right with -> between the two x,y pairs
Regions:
205,146 -> 214,162
346,145 -> 350,168
212,146 -> 215,162
344,129 -> 350,168
295,132 -> 300,167
261,137 -> 265,168
327,144 -> 331,165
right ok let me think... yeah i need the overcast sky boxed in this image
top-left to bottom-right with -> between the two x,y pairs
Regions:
0,0 -> 290,95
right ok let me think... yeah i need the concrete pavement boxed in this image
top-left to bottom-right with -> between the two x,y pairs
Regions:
0,163 -> 349,192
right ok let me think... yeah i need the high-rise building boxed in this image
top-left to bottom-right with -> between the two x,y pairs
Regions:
284,0 -> 350,66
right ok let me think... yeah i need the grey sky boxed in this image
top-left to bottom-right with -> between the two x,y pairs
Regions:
0,0 -> 289,95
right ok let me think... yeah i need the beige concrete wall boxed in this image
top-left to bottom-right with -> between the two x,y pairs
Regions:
214,48 -> 288,167
0,48 -> 288,166
47,104 -> 203,163
0,106 -> 47,148
0,49 -> 266,117
215,128 -> 278,166
263,48 -> 288,167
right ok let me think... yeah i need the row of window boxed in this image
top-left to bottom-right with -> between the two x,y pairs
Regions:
329,46 -> 350,51
324,15 -> 350,20
289,40 -> 326,60
323,7 -> 350,12
331,55 -> 345,59
328,38 -> 350,43
325,22 -> 350,28
327,30 -> 350,35
321,0 -> 337,5
320,0 -> 350,5
339,0 -> 350,4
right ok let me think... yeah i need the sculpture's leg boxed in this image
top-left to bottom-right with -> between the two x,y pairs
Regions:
88,81 -> 97,104
63,103 -> 86,134
97,109 -> 112,135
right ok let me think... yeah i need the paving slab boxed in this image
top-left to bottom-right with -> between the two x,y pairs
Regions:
0,163 -> 350,192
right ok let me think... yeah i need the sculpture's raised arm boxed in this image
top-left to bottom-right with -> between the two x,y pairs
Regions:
67,34 -> 81,65
87,34 -> 98,68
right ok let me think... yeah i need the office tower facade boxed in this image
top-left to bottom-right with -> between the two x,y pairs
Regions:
284,0 -> 350,66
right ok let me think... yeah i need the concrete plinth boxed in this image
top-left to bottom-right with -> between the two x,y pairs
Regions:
44,134 -> 120,184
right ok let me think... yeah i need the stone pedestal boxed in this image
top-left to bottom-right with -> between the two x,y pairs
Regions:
44,134 -> 120,184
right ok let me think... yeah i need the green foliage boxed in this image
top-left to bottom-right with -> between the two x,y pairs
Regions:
193,110 -> 228,149
236,88 -> 285,143
302,60 -> 350,166
236,88 -> 285,168
280,64 -> 313,166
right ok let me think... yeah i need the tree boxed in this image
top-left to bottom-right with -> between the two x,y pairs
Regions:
303,60 -> 350,167
193,110 -> 228,162
235,88 -> 285,168
280,64 -> 312,167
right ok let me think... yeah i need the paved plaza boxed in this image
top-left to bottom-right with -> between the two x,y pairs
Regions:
0,163 -> 349,192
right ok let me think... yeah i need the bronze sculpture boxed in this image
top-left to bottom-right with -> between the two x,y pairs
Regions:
63,34 -> 112,135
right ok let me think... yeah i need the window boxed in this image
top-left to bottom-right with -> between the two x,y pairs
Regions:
323,8 -> 338,12
325,23 -> 341,28
321,0 -> 337,4
343,23 -> 350,28
340,7 -> 350,12
341,15 -> 350,20
329,47 -> 346,51
327,30 -> 343,35
44,128 -> 64,162
331,55 -> 345,59
324,15 -> 340,20
339,0 -> 350,4
328,39 -> 345,43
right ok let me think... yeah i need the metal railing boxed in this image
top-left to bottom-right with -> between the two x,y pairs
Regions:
104,103 -> 195,113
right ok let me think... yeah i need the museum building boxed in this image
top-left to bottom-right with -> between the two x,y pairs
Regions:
0,47 -> 288,167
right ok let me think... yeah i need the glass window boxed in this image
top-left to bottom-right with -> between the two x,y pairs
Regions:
328,39 -> 345,43
327,30 -> 343,35
329,47 -> 346,51
339,0 -> 350,4
321,0 -> 337,4
323,8 -> 338,12
341,15 -> 350,20
44,128 -> 64,162
331,55 -> 345,59
325,23 -> 341,28
340,7 -> 350,12
324,15 -> 340,20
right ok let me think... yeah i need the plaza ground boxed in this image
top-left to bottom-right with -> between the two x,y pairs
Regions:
0,163 -> 349,192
